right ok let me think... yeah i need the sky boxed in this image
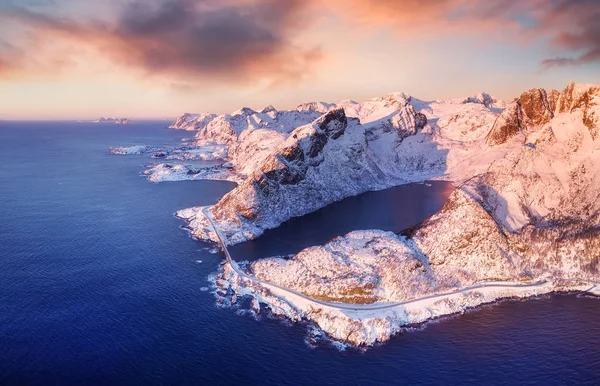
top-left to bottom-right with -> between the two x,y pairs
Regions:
0,0 -> 599,119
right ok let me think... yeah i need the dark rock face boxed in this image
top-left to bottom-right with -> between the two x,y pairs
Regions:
365,105 -> 427,143
415,111 -> 428,131
260,155 -> 306,185
396,107 -> 428,141
298,108 -> 349,157
486,88 -> 556,146
237,107 -> 256,116
307,132 -> 328,158
464,92 -> 494,108
519,88 -> 554,125
316,108 -> 348,139
244,108 -> 351,201
280,143 -> 305,163
547,89 -> 560,113
556,81 -> 576,113
485,103 -> 523,147
213,108 -> 353,223
487,82 -> 600,145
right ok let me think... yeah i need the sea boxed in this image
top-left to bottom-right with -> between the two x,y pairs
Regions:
0,121 -> 598,385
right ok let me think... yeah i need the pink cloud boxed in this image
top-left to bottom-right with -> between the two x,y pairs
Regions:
0,0 -> 320,83
324,0 -> 600,68
537,0 -> 600,67
0,0 -> 598,83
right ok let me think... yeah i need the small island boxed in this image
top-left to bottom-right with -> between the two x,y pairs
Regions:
93,117 -> 132,124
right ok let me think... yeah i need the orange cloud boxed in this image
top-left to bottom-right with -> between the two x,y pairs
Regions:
322,0 -> 534,34
0,38 -> 27,78
0,0 -> 598,84
0,0 -> 319,84
537,0 -> 600,67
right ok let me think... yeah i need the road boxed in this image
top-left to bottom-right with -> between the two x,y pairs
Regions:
201,206 -> 597,312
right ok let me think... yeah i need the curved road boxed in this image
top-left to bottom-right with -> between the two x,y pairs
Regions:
201,207 -> 597,311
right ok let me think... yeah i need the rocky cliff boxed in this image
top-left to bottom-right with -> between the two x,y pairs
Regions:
181,93 -> 439,244
487,82 -> 599,146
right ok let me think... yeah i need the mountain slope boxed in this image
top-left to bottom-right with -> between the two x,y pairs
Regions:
171,82 -> 600,346
178,93 -> 465,244
178,92 -> 505,244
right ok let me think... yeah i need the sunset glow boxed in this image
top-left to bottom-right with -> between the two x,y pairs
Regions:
1,0 -> 599,119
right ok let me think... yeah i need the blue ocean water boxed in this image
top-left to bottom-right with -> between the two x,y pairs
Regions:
0,121 -> 598,385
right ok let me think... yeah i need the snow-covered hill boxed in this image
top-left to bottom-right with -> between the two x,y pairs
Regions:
169,113 -> 217,131
178,83 -> 599,248
177,91 -> 505,244
169,82 -> 599,346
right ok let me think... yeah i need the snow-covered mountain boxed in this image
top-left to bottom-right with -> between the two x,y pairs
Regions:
168,105 -> 325,176
169,113 -> 217,131
167,82 -> 599,346
177,83 -> 598,248
156,83 -> 600,344
170,106 -> 322,144
486,83 -> 599,146
176,91 -> 503,244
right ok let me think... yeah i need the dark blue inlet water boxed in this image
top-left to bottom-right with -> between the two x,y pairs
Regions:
230,180 -> 453,260
0,121 -> 598,385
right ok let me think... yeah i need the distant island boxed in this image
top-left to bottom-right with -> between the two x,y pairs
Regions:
93,117 -> 132,124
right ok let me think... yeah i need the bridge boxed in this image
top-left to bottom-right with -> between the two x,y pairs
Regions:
201,206 -> 598,312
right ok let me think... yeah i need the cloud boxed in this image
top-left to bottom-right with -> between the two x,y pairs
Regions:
1,0 -> 598,83
0,38 -> 28,78
0,0 -> 319,84
322,0 -> 536,34
323,0 -> 600,68
537,0 -> 600,68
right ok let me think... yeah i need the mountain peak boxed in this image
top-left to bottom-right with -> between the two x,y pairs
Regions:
486,87 -> 556,146
315,108 -> 348,140
463,92 -> 494,108
486,82 -> 600,146
296,101 -> 336,113
375,92 -> 412,108
260,105 -> 277,114
232,107 -> 256,116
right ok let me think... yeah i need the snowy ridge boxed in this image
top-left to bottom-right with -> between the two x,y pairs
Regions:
179,83 -> 600,246
164,91 -> 502,189
164,105 -> 326,182
179,91 -> 502,244
487,81 -> 600,146
169,113 -> 217,131
170,106 -> 323,146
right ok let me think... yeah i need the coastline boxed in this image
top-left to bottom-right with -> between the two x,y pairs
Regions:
215,262 -> 598,347
202,204 -> 599,347
180,172 -> 454,246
